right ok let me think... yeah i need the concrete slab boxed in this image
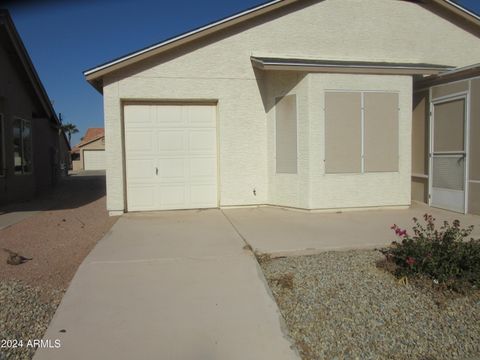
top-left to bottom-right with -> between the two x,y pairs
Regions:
0,210 -> 39,230
34,209 -> 299,360
89,210 -> 245,262
223,202 -> 480,256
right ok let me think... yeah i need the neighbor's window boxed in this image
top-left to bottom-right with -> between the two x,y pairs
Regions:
324,91 -> 399,174
275,94 -> 297,174
0,114 -> 4,176
13,118 -> 33,175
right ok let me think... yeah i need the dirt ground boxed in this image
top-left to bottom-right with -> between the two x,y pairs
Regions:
0,173 -> 118,292
0,173 -> 118,360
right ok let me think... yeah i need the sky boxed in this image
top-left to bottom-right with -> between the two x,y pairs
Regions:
4,0 -> 480,146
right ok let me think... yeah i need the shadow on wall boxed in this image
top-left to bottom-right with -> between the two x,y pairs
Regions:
0,172 -> 106,214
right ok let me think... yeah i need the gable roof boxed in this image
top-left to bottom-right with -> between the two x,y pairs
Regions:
84,0 -> 480,92
72,128 -> 105,153
0,9 -> 71,149
1,11 -> 57,122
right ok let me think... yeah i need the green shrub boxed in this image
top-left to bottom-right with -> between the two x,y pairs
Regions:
379,214 -> 480,291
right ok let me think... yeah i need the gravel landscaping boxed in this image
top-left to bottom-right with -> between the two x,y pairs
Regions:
259,250 -> 480,360
0,173 -> 117,360
0,281 -> 63,360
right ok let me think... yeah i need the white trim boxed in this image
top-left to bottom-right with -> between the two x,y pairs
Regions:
444,0 -> 480,21
431,90 -> 469,102
84,0 -> 286,76
429,93 -> 468,213
469,180 -> 480,184
465,80 -> 471,213
324,90 -> 400,175
360,92 -> 365,173
428,87 -> 433,206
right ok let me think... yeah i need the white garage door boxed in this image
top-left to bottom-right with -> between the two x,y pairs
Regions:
124,104 -> 218,211
83,150 -> 106,170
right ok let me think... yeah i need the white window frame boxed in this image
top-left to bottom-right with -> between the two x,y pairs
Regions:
323,90 -> 400,174
428,91 -> 469,214
13,117 -> 33,176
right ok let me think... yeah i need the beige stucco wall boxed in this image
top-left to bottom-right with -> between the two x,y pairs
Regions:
102,0 -> 480,212
72,137 -> 105,172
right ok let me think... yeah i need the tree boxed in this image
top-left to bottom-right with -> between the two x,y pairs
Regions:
61,123 -> 79,143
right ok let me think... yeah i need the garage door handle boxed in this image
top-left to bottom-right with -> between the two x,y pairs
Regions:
155,167 -> 158,176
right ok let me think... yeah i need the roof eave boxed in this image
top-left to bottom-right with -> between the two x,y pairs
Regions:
251,57 -> 453,75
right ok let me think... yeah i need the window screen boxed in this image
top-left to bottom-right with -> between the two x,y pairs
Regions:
325,92 -> 362,173
275,95 -> 297,174
433,99 -> 465,152
364,92 -> 399,172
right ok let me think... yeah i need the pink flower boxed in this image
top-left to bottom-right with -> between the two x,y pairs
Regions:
406,257 -> 416,266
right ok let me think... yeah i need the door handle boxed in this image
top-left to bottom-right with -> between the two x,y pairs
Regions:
155,167 -> 158,176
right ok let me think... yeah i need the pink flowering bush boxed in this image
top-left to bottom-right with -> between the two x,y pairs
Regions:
379,214 -> 480,291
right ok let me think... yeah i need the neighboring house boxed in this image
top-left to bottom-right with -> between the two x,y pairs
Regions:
84,0 -> 480,216
71,128 -> 105,171
0,9 -> 70,205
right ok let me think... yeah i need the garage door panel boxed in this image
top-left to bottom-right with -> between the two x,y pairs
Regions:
127,184 -> 157,211
124,105 -> 153,128
155,106 -> 185,127
127,159 -> 155,180
189,130 -> 216,153
84,150 -> 106,171
190,184 -> 217,207
124,104 -> 218,211
189,158 -> 217,179
185,106 -> 216,127
157,131 -> 186,153
125,131 -> 154,153
159,185 -> 186,207
157,158 -> 185,181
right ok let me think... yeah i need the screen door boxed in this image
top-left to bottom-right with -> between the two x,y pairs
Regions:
430,97 -> 466,213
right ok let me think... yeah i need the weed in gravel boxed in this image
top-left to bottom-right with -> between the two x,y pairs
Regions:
255,252 -> 272,265
272,273 -> 294,290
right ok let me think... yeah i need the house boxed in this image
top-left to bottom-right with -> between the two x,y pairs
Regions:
0,9 -> 70,205
84,0 -> 480,216
71,128 -> 106,171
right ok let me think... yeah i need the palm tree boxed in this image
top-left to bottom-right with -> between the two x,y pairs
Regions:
61,123 -> 79,143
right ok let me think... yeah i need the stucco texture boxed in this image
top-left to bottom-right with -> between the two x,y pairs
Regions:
101,0 -> 480,212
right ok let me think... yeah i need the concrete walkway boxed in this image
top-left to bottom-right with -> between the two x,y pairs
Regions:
223,202 -> 480,256
0,210 -> 39,230
34,210 -> 299,360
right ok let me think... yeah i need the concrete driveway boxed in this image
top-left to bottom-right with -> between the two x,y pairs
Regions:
34,210 -> 299,360
223,202 -> 480,256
